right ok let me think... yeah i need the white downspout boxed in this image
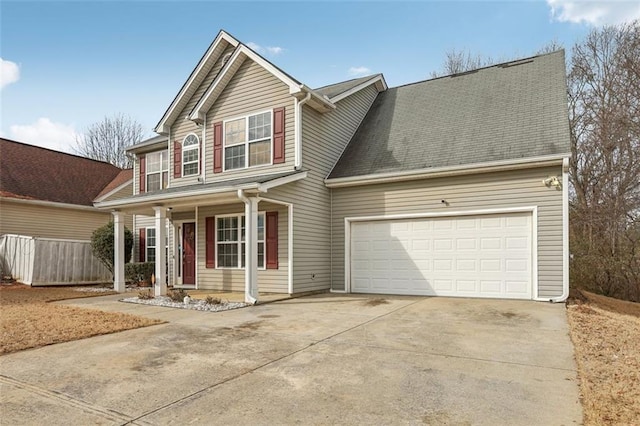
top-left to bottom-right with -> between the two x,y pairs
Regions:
295,92 -> 312,170
238,189 -> 258,304
258,196 -> 294,295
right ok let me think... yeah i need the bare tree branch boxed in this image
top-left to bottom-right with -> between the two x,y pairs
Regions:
74,114 -> 144,168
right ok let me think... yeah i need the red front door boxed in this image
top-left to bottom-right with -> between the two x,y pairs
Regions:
183,222 -> 196,285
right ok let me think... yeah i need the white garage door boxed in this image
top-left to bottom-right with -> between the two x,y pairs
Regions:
350,213 -> 532,299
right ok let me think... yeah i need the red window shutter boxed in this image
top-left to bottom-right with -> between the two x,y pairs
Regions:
213,121 -> 223,173
174,140 -> 182,178
139,156 -> 146,194
266,211 -> 278,269
206,217 -> 215,268
272,107 -> 285,164
139,230 -> 146,263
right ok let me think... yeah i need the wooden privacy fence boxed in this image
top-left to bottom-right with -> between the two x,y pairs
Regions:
0,234 -> 111,286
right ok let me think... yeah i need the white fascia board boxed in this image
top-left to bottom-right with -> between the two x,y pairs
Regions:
95,182 -> 261,210
189,47 -> 245,123
258,171 -> 307,192
154,31 -> 239,134
190,44 -> 307,123
93,179 -> 133,203
1,196 -> 103,212
325,154 -> 571,188
329,75 -> 388,103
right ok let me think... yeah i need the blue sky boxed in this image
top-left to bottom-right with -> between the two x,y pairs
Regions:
1,1 -> 639,153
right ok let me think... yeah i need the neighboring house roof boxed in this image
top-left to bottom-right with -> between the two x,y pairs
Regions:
0,138 -> 122,206
94,169 -> 133,201
327,51 -> 571,180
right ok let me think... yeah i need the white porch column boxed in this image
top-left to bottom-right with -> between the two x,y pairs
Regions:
112,211 -> 126,293
153,207 -> 167,296
245,197 -> 259,304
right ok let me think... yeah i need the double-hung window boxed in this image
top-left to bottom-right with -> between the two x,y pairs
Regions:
146,228 -> 156,262
145,151 -> 168,191
224,111 -> 271,170
216,213 -> 265,268
182,134 -> 199,176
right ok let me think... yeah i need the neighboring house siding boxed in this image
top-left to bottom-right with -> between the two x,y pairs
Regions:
0,200 -> 113,240
205,59 -> 296,180
170,44 -> 237,189
330,166 -> 564,298
196,201 -> 289,293
269,84 -> 379,293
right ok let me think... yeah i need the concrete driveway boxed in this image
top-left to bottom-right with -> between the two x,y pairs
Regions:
0,294 -> 581,425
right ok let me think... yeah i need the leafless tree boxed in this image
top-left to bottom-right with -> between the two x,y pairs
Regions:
74,114 -> 144,168
430,48 -> 495,78
568,21 -> 640,301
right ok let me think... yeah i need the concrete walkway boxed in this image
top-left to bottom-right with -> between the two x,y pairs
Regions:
0,294 -> 582,425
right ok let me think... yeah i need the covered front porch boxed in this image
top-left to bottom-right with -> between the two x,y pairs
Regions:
96,173 -> 303,303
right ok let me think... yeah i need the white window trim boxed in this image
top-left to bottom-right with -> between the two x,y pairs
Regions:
182,133 -> 200,177
146,225 -> 169,264
146,227 -> 156,263
222,110 -> 273,172
145,150 -> 168,192
214,212 -> 266,270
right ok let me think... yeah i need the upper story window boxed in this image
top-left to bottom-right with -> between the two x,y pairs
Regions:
146,151 -> 168,192
224,111 -> 271,171
182,134 -> 199,176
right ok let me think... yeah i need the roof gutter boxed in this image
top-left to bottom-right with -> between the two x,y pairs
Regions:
325,154 -> 570,188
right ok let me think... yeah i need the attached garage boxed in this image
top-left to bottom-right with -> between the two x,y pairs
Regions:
348,211 -> 534,299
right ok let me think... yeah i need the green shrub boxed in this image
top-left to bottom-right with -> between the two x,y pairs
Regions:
90,221 -> 133,273
125,262 -> 155,285
168,288 -> 188,302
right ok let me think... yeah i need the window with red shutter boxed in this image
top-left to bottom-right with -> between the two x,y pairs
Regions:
139,230 -> 146,262
174,140 -> 182,178
139,156 -> 146,194
213,122 -> 223,173
266,211 -> 278,269
272,107 -> 285,164
205,217 -> 215,268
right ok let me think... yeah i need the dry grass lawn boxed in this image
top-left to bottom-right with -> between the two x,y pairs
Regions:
567,289 -> 640,425
0,283 -> 162,355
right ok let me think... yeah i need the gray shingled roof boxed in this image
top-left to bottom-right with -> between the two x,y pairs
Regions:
314,74 -> 382,99
328,51 -> 571,180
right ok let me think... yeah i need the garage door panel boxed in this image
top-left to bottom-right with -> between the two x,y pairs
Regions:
351,213 -> 532,299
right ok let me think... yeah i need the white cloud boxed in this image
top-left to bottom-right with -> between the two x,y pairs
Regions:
348,66 -> 372,77
266,46 -> 284,55
547,0 -> 640,25
1,58 -> 20,89
246,42 -> 285,56
9,118 -> 78,153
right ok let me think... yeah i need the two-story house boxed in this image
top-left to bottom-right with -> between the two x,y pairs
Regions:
96,30 -> 571,304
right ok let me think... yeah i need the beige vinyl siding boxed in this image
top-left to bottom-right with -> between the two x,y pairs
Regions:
205,60 -> 296,180
0,200 -> 113,241
269,84 -> 379,293
196,202 -> 289,293
330,166 -> 564,298
100,182 -> 133,202
169,44 -> 237,188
